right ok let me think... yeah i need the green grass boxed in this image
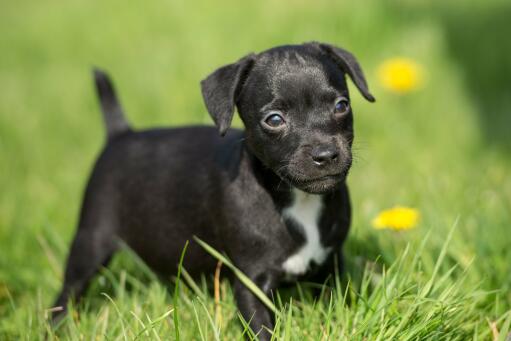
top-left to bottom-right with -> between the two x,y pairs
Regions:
1,0 -> 510,339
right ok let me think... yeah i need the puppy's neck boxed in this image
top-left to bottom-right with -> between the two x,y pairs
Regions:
244,147 -> 292,190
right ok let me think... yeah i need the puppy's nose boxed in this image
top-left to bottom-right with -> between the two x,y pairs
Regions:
311,146 -> 339,166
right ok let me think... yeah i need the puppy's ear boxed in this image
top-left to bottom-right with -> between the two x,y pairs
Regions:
315,43 -> 375,102
201,54 -> 256,136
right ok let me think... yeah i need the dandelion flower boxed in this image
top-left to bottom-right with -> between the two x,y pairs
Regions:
377,58 -> 424,93
372,206 -> 420,230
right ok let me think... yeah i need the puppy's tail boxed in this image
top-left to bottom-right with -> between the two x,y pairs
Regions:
93,68 -> 131,139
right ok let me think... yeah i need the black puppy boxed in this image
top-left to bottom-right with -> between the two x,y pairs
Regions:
53,42 -> 374,339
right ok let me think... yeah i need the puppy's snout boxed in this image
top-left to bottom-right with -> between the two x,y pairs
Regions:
311,145 -> 339,166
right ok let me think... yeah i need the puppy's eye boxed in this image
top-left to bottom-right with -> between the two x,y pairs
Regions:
334,98 -> 350,115
263,112 -> 286,129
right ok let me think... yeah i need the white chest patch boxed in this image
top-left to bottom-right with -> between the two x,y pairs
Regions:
282,189 -> 332,275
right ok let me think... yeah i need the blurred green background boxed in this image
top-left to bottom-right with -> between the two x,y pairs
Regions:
1,0 -> 510,339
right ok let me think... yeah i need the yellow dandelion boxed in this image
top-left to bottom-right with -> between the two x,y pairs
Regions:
377,58 -> 424,93
372,206 -> 420,231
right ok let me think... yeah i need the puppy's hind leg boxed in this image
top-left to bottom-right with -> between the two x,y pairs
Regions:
52,201 -> 118,322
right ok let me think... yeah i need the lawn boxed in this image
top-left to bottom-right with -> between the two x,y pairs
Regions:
1,0 -> 510,339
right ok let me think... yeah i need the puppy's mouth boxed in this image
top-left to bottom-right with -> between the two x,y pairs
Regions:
294,173 -> 343,184
278,170 -> 347,194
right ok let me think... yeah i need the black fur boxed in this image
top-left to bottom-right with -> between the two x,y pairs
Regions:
53,42 -> 374,340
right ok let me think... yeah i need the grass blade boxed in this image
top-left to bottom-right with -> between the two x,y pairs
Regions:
194,237 -> 279,315
173,240 -> 189,341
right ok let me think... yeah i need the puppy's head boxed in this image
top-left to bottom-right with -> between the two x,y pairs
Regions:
201,42 -> 375,194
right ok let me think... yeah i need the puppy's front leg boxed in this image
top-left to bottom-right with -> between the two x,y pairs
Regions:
233,271 -> 280,341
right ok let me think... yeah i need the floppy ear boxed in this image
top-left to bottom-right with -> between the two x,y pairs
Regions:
201,54 -> 256,136
315,43 -> 375,102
